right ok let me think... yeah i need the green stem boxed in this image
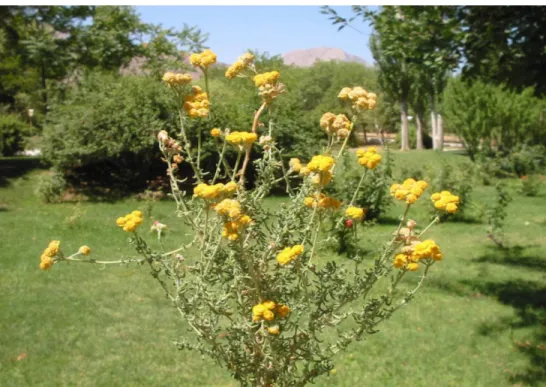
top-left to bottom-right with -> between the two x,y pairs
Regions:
419,216 -> 440,238
65,256 -> 145,265
231,149 -> 243,182
178,108 -> 202,182
212,138 -> 229,184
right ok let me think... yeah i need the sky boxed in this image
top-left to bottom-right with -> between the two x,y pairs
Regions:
135,6 -> 375,65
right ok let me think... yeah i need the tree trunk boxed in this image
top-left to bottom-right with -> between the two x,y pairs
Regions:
437,114 -> 444,150
415,112 -> 424,150
430,101 -> 437,150
400,99 -> 410,151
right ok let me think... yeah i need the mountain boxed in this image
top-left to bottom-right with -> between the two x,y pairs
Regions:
282,47 -> 367,67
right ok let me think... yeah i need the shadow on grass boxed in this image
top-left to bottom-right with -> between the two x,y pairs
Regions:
462,278 -> 546,385
0,157 -> 46,187
473,245 -> 546,271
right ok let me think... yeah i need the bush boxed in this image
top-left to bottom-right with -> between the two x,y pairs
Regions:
444,78 -> 546,159
0,113 -> 29,156
43,70 -> 328,194
43,72 -> 177,192
427,161 -> 474,220
35,170 -> 67,203
43,50 -> 453,385
519,174 -> 544,197
331,147 -> 394,221
474,144 -> 546,183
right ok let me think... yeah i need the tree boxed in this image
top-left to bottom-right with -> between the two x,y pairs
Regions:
322,6 -> 462,151
456,6 -> 546,96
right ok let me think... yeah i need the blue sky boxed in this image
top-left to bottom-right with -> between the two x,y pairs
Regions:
135,6 -> 375,64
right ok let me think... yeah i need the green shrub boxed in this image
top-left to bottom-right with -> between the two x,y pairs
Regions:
43,73 -> 177,191
444,78 -> 546,159
519,174 -> 544,197
35,170 -> 67,203
427,161 -> 474,220
331,147 -> 394,221
43,71 -> 327,194
0,113 -> 29,156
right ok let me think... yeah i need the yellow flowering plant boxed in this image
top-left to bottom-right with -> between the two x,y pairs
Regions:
42,49 -> 459,386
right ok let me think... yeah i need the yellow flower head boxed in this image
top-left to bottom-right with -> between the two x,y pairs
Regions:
411,240 -> 443,261
345,206 -> 366,220
225,52 -> 255,79
162,72 -> 192,87
390,179 -> 428,204
338,86 -> 378,111
356,147 -> 382,169
276,245 -> 304,265
214,199 -> 242,219
194,183 -> 220,200
210,128 -> 223,137
253,71 -> 280,87
252,301 -> 289,322
338,87 -> 352,100
183,86 -> 210,118
430,191 -> 460,214
320,112 -> 336,133
307,155 -> 335,173
79,245 -> 91,255
117,211 -> 143,232
47,240 -> 61,256
223,181 -> 238,195
190,49 -> 217,69
225,131 -> 258,147
40,255 -> 54,270
267,326 -> 280,335
304,193 -> 341,210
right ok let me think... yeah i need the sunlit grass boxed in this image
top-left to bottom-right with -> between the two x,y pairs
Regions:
1,151 -> 545,386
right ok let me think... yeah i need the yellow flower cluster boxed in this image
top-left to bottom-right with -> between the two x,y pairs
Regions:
193,182 -> 238,200
225,131 -> 258,147
431,191 -> 460,213
183,86 -> 210,118
320,113 -> 351,138
161,72 -> 192,87
252,301 -> 290,322
338,86 -> 377,111
210,128 -> 223,137
412,240 -> 443,261
289,158 -> 302,173
276,245 -> 304,265
393,240 -> 443,271
345,206 -> 366,220
356,147 -> 382,169
189,49 -> 217,69
390,179 -> 429,204
307,155 -> 335,173
303,193 -> 341,210
253,71 -> 280,87
116,210 -> 143,232
79,245 -> 91,255
306,155 -> 335,187
214,199 -> 252,241
40,240 -> 60,270
225,52 -> 255,79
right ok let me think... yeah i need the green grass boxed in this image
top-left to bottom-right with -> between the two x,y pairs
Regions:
1,151 -> 545,386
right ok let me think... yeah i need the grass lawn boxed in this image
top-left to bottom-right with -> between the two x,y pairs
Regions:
1,151 -> 545,386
